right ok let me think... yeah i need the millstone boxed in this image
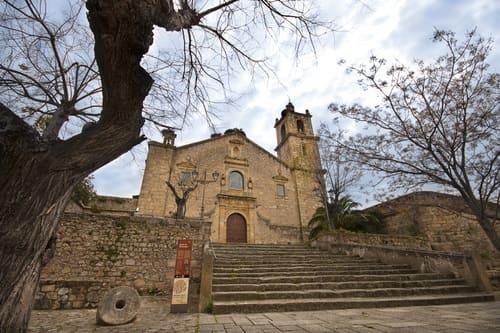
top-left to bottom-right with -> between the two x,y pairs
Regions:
96,286 -> 140,325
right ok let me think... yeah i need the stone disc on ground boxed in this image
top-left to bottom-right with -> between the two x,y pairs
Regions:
96,286 -> 141,325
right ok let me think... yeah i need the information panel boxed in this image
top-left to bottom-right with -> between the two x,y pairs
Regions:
175,239 -> 192,278
171,278 -> 190,305
171,239 -> 192,313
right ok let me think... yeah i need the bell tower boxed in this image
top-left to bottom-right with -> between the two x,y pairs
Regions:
274,102 -> 321,171
274,102 -> 323,240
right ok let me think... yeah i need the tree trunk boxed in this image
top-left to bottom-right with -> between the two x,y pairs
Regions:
1,0 -> 208,330
476,215 -> 500,252
0,189 -> 67,331
0,110 -> 147,332
0,114 -> 76,331
0,1 -> 156,331
176,198 -> 187,218
462,195 -> 500,252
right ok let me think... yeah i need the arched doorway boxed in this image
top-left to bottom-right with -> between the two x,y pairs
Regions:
226,213 -> 247,243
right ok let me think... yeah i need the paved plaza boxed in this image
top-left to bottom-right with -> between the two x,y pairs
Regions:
29,298 -> 500,333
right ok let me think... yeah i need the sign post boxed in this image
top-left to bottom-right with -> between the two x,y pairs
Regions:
170,239 -> 192,313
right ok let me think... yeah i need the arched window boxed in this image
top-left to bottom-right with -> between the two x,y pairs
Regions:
297,120 -> 304,132
280,125 -> 286,141
229,171 -> 244,190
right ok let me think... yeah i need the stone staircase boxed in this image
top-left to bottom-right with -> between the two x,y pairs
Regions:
210,243 -> 494,314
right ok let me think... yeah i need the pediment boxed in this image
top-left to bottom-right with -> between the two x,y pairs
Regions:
229,139 -> 245,145
272,174 -> 288,182
176,158 -> 196,169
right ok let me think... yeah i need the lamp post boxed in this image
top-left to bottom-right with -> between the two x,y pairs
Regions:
192,169 -> 219,219
327,188 -> 334,230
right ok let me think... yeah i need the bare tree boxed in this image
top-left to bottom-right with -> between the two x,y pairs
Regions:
314,124 -> 362,231
318,124 -> 362,205
327,29 -> 499,250
166,172 -> 198,219
0,0 -> 101,139
0,0 -> 331,330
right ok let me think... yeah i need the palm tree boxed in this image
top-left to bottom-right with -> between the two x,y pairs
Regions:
308,195 -> 384,240
308,206 -> 330,240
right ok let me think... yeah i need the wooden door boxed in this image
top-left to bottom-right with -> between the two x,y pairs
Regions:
226,213 -> 247,243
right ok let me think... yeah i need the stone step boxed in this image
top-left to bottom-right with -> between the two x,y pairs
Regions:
213,285 -> 477,302
212,249 -> 330,256
213,267 -> 418,277
212,272 -> 458,285
209,243 -> 495,314
212,293 -> 495,314
214,255 -> 374,262
212,243 -> 305,249
214,247 -> 308,255
214,259 -> 376,267
213,264 -> 412,274
212,249 -> 310,255
217,255 -> 390,262
214,259 -> 379,267
213,278 -> 468,292
214,249 -> 339,255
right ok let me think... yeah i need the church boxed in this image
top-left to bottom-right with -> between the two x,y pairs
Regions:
135,102 -> 324,244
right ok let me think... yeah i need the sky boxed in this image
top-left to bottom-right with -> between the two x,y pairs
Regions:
92,0 -> 500,205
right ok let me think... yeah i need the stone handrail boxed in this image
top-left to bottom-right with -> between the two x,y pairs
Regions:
198,241 -> 215,312
313,234 -> 493,293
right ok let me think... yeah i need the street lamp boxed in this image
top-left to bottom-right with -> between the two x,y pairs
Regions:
327,188 -> 334,230
192,169 -> 219,219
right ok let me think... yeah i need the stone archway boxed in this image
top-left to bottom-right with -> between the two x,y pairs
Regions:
226,213 -> 247,243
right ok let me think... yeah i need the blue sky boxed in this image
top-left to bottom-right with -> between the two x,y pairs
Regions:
92,0 -> 500,205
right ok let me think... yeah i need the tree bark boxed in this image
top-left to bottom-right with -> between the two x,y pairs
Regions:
0,1 -> 156,330
477,216 -> 500,252
465,198 -> 500,252
166,181 -> 197,219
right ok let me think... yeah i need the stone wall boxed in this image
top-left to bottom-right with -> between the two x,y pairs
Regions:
65,196 -> 138,216
136,142 -> 175,217
36,280 -> 104,310
316,232 -> 431,250
36,213 -> 210,310
314,237 -> 493,293
367,192 -> 498,258
255,213 -> 306,244
417,206 -> 495,254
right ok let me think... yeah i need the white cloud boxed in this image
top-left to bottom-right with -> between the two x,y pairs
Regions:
92,0 -> 500,199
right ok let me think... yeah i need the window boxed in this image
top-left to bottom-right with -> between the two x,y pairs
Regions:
280,125 -> 286,141
229,171 -> 244,190
277,184 -> 285,197
297,120 -> 304,132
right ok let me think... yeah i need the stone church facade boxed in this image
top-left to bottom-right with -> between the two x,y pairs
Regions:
135,102 -> 324,243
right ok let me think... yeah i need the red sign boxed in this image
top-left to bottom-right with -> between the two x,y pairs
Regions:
174,240 -> 192,278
